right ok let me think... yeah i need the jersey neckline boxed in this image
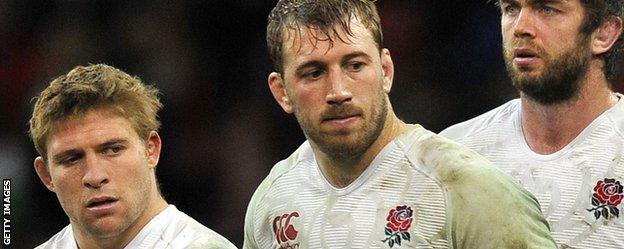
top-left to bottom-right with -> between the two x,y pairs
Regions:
311,139 -> 399,196
515,93 -> 623,161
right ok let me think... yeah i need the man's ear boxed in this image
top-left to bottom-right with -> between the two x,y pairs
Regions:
34,156 -> 55,192
146,131 -> 162,169
268,72 -> 294,114
380,48 -> 395,93
591,16 -> 623,56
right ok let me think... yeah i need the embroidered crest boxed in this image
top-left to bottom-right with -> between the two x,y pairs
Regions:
382,205 -> 413,248
587,178 -> 623,220
273,212 -> 300,249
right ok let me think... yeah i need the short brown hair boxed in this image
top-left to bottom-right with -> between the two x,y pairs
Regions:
267,0 -> 383,73
29,64 -> 163,159
580,0 -> 624,81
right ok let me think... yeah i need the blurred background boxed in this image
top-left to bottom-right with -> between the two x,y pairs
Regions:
1,0 -> 622,247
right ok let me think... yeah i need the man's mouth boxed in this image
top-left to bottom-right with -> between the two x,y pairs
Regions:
514,48 -> 539,59
320,113 -> 362,130
86,196 -> 119,208
323,114 -> 360,122
512,48 -> 543,69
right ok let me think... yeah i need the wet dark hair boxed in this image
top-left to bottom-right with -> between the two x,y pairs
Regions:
267,0 -> 383,73
579,0 -> 624,80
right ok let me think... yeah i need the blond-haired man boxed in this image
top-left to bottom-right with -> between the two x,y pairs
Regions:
30,64 -> 236,249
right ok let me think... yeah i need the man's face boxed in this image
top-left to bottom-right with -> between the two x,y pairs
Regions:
270,18 -> 394,159
35,109 -> 160,238
500,0 -> 591,104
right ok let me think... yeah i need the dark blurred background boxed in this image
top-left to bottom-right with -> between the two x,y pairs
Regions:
1,0 -> 622,248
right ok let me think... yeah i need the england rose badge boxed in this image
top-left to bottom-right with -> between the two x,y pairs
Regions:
587,178 -> 623,220
382,205 -> 413,248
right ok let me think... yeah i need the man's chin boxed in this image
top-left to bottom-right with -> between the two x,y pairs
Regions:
316,136 -> 370,158
512,66 -> 543,77
82,217 -> 127,237
511,71 -> 546,90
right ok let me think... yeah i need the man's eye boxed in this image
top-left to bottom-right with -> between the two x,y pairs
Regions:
502,5 -> 519,15
303,70 -> 324,80
61,156 -> 81,166
347,62 -> 365,71
104,146 -> 123,155
541,6 -> 557,15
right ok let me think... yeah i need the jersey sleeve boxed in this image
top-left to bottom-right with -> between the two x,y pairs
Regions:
243,146 -> 304,249
402,131 -> 557,248
444,157 -> 557,248
243,176 -> 272,249
186,236 -> 238,249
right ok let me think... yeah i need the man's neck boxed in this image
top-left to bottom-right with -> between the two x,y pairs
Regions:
520,69 -> 618,155
74,195 -> 168,249
314,114 -> 407,189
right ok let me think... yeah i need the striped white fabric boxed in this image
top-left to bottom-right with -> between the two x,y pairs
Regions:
35,205 -> 237,249
440,94 -> 624,248
244,125 -> 556,249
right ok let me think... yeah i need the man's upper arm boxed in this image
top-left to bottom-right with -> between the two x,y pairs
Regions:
445,162 -> 557,248
243,176 -> 273,249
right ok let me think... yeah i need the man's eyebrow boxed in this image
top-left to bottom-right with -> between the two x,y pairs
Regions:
50,138 -> 129,163
98,139 -> 129,149
496,0 -> 567,6
527,0 -> 566,5
51,149 -> 82,163
341,51 -> 372,63
499,0 -> 566,6
498,0 -> 518,6
293,51 -> 371,75
295,61 -> 325,75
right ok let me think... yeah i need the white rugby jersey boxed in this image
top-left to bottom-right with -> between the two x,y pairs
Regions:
35,205 -> 237,249
440,94 -> 624,248
244,124 -> 556,249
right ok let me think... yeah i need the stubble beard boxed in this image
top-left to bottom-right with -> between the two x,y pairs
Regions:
294,90 -> 388,161
504,37 -> 591,105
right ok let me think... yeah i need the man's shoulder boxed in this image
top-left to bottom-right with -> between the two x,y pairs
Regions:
396,124 -> 556,247
247,141 -> 311,203
397,124 -> 502,184
183,237 -> 238,249
165,207 -> 237,248
35,225 -> 75,249
174,220 -> 238,249
268,142 -> 311,180
440,98 -> 520,141
397,123 -> 534,206
243,141 -> 311,248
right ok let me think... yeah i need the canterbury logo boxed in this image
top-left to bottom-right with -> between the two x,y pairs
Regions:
273,211 -> 300,245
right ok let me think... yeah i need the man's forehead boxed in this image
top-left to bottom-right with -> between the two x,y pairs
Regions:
500,0 -> 571,5
47,110 -> 135,151
52,109 -> 130,133
285,27 -> 349,54
281,19 -> 373,60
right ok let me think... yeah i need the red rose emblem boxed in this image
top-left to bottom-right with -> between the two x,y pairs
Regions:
588,178 -> 623,220
386,205 -> 413,232
593,178 -> 624,206
382,205 -> 413,247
